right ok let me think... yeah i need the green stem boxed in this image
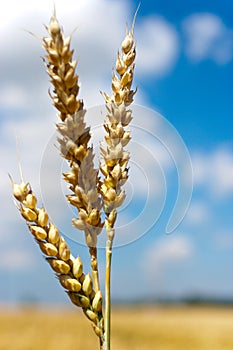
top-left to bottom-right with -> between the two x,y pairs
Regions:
105,228 -> 114,350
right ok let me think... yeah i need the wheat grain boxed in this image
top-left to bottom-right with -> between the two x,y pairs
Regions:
10,176 -> 104,345
43,14 -> 103,294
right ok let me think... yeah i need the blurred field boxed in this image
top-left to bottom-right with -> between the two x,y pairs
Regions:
0,305 -> 232,350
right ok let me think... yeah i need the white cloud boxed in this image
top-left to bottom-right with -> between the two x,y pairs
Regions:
185,201 -> 210,225
0,0 -> 124,108
192,146 -> 233,198
141,235 -> 194,297
0,85 -> 29,109
183,13 -> 233,64
136,16 -> 179,75
145,235 -> 193,275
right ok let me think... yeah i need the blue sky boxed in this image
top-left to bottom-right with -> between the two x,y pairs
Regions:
0,0 -> 232,305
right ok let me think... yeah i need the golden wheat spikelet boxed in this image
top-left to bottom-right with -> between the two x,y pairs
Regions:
100,14 -> 137,232
10,175 -> 105,345
43,14 -> 104,294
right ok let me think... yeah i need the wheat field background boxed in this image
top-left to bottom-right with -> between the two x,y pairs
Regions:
0,305 -> 232,350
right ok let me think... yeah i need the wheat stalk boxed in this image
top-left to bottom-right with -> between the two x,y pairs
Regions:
101,13 -> 138,349
9,175 -> 105,346
99,11 -> 137,349
42,14 -> 103,295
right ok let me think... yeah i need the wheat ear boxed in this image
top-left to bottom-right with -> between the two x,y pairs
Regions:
100,14 -> 137,350
42,14 -> 103,294
9,175 -> 105,346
